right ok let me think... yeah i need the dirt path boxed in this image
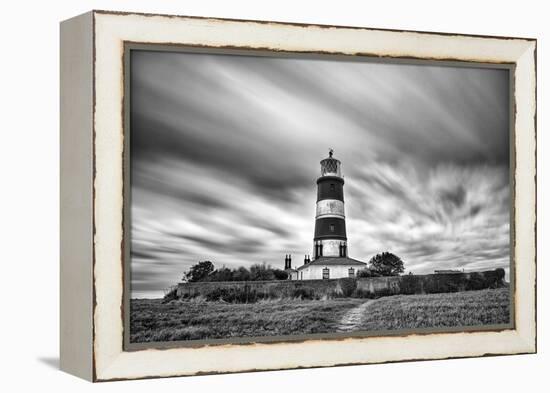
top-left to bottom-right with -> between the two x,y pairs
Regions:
337,300 -> 373,332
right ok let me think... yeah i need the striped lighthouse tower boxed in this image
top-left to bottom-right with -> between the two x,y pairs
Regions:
313,149 -> 348,259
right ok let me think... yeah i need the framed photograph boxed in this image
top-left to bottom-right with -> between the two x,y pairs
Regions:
60,10 -> 537,381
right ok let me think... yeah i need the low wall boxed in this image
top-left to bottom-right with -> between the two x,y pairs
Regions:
175,269 -> 505,301
354,269 -> 506,296
176,278 -> 341,299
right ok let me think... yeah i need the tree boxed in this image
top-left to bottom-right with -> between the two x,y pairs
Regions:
357,268 -> 381,278
182,261 -> 291,283
368,252 -> 405,276
250,263 -> 275,281
207,267 -> 233,282
272,269 -> 289,280
232,266 -> 251,281
184,261 -> 214,282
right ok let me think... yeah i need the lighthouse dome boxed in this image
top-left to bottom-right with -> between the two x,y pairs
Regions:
320,149 -> 341,177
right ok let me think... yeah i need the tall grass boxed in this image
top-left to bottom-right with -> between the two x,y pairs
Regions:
179,284 -> 324,303
130,298 -> 364,343
357,288 -> 510,330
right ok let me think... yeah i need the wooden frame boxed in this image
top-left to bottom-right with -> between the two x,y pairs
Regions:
60,10 -> 536,382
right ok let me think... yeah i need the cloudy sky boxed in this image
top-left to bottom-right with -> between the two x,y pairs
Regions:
130,50 -> 510,298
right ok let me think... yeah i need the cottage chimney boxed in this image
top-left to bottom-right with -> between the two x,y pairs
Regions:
288,254 -> 292,269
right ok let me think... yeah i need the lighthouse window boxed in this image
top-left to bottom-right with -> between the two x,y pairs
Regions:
330,183 -> 335,191
330,224 -> 335,232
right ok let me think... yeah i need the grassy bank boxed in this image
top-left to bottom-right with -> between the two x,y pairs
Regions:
130,288 -> 510,343
130,298 -> 364,343
358,287 -> 510,330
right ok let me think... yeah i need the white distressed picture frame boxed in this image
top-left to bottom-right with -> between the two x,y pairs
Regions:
60,10 -> 536,382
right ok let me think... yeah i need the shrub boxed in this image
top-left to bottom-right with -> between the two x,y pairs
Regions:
338,278 -> 357,297
357,268 -> 382,278
467,272 -> 486,291
400,275 -> 422,295
162,287 -> 178,303
204,286 -> 266,303
198,282 -> 327,303
493,268 -> 506,286
179,291 -> 200,300
353,288 -> 376,299
204,287 -> 229,302
374,287 -> 393,298
273,269 -> 289,280
291,288 -> 315,300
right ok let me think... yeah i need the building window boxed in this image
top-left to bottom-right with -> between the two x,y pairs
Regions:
348,267 -> 355,278
330,183 -> 335,191
339,242 -> 346,257
315,241 -> 323,258
329,224 -> 335,232
322,267 -> 330,279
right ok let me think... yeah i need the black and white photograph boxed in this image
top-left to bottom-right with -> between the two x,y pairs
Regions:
128,48 -> 512,344
2,0 -> 545,387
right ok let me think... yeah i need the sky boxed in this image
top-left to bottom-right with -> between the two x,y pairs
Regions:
130,50 -> 510,298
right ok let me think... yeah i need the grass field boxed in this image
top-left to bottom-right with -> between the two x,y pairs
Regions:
130,288 -> 510,343
357,287 -> 510,330
130,297 -> 364,342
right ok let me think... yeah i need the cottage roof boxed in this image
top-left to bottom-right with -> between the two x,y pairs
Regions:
296,256 -> 367,270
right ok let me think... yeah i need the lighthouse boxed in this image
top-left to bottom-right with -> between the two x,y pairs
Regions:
313,149 -> 348,259
292,149 -> 367,280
